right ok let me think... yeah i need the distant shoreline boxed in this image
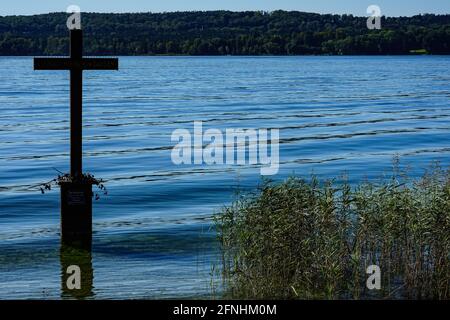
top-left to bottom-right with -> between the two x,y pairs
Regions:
1,54 -> 443,57
1,11 -> 449,56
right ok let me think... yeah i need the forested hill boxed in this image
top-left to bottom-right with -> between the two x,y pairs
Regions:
1,11 -> 450,55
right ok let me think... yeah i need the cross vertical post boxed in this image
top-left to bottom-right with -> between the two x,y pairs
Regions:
70,29 -> 83,176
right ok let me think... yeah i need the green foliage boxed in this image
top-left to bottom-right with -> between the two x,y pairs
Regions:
215,163 -> 450,299
0,11 -> 450,55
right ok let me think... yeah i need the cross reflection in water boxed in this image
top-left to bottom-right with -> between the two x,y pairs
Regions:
60,245 -> 94,299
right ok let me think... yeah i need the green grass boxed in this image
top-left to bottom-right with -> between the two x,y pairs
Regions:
215,161 -> 449,299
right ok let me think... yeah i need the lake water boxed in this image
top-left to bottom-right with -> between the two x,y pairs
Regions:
0,56 -> 449,299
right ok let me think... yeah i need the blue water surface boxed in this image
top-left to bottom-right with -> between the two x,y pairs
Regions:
0,56 -> 449,298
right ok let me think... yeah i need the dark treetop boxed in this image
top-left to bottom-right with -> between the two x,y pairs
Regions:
2,11 -> 450,55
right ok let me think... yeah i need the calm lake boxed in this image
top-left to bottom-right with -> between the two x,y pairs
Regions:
0,56 -> 449,299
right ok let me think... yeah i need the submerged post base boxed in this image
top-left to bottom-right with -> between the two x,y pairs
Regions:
60,245 -> 93,299
60,182 -> 92,249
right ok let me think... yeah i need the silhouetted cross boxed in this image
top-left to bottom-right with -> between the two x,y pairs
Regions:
34,29 -> 118,176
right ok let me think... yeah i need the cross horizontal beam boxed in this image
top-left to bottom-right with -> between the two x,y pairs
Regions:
34,57 -> 119,71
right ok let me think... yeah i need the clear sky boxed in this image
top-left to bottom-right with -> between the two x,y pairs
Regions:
1,0 -> 449,17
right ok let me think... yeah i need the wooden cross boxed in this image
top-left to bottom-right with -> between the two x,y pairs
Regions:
34,29 -> 118,176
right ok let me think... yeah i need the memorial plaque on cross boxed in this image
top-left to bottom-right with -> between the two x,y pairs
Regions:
34,29 -> 118,248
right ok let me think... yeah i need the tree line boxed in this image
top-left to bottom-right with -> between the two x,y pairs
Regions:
0,11 -> 449,55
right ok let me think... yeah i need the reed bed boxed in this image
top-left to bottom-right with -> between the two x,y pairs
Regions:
215,162 -> 449,299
